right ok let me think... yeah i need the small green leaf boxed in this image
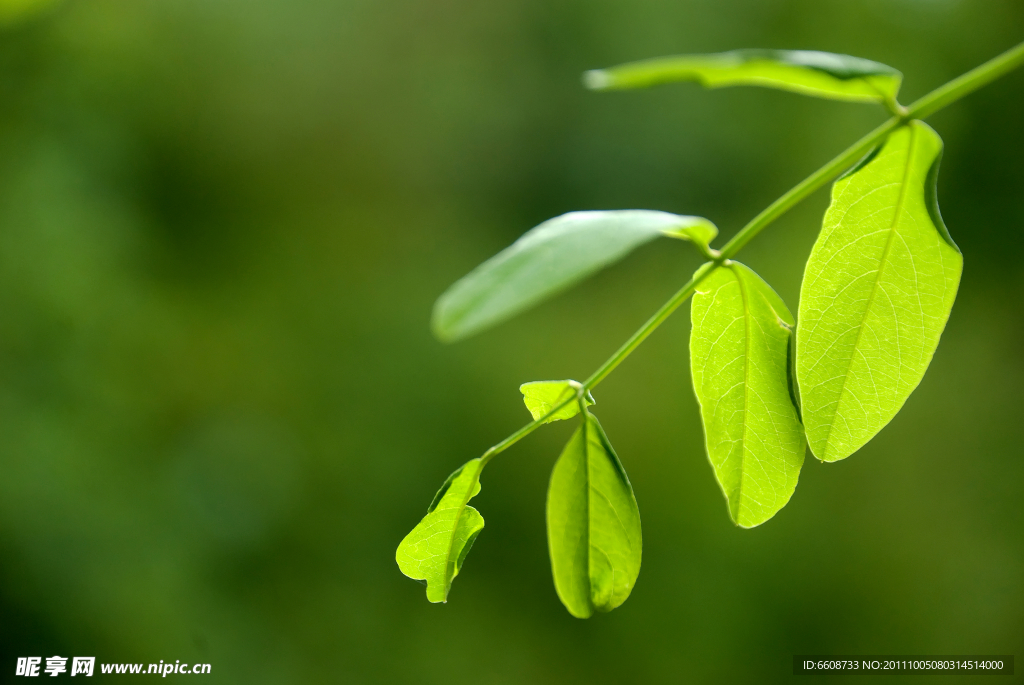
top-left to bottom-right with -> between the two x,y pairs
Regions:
689,262 -> 805,527
432,210 -> 718,342
520,380 -> 595,423
796,121 -> 962,462
396,459 -> 484,603
585,49 -> 902,104
547,411 -> 641,618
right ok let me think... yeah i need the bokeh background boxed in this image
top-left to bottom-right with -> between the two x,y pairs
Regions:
0,0 -> 1021,682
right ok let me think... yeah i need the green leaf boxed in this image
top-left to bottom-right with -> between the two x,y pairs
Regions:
584,49 -> 902,104
547,412 -> 641,618
396,459 -> 485,603
432,210 -> 718,342
520,380 -> 595,423
689,262 -> 805,527
796,121 -> 962,462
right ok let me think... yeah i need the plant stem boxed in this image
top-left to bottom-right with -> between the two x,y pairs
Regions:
479,407 -> 563,467
582,264 -> 712,389
582,113 -> 908,390
905,40 -> 1024,120
717,116 -> 902,259
473,39 -> 1024,470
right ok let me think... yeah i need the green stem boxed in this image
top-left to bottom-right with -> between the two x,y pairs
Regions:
478,402 -> 566,467
473,39 -> 1024,471
905,40 -> 1024,120
717,116 -> 902,259
582,264 -> 712,389
479,381 -> 590,466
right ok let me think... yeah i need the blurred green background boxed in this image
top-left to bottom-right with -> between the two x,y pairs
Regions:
0,0 -> 1021,682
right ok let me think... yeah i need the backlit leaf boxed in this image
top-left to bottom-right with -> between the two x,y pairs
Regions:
520,380 -> 595,423
396,459 -> 484,603
689,262 -> 805,527
585,49 -> 902,104
796,121 -> 962,462
547,412 -> 641,618
432,210 -> 718,342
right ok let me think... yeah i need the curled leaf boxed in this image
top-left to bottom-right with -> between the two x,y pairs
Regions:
659,217 -> 718,248
396,459 -> 484,603
520,380 -> 595,423
585,49 -> 902,104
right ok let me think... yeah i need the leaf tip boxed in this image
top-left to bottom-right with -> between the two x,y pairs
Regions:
582,69 -> 612,90
432,328 -> 456,344
808,436 -> 852,463
735,516 -> 763,530
430,309 -> 463,344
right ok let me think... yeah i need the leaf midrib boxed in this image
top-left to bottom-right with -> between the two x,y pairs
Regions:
582,415 -> 594,614
733,264 -> 751,524
440,464 -> 479,602
820,124 -> 916,459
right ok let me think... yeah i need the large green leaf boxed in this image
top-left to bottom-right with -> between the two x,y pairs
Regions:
432,210 -> 718,342
689,262 -> 805,527
396,459 -> 484,603
584,49 -> 902,104
547,412 -> 641,618
520,380 -> 594,424
796,121 -> 962,462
